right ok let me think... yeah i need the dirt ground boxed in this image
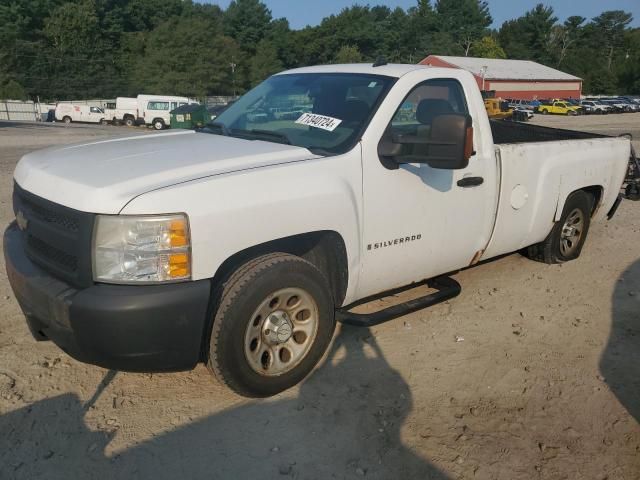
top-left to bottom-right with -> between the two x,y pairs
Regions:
0,118 -> 639,480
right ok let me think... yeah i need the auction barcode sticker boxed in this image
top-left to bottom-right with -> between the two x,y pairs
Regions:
295,113 -> 342,132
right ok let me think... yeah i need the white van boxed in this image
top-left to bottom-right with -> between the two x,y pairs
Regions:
55,104 -> 106,124
136,95 -> 197,130
104,97 -> 139,126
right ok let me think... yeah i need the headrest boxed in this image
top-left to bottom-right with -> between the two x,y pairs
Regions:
341,99 -> 370,123
416,99 -> 454,125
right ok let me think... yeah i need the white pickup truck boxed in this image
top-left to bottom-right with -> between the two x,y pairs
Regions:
4,64 -> 634,397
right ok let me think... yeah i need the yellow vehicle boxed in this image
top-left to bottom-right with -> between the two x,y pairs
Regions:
484,98 -> 513,119
537,101 -> 581,116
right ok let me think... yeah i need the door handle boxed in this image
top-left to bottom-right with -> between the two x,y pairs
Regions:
457,176 -> 484,188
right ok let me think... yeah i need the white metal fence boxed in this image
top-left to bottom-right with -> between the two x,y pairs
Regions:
1,96 -> 237,123
205,96 -> 238,107
0,101 -> 41,121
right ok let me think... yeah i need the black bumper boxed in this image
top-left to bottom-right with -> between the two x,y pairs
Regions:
4,223 -> 211,372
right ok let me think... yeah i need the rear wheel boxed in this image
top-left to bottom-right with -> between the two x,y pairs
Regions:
541,109 -> 549,115
153,119 -> 165,130
207,253 -> 336,397
99,118 -> 107,125
525,191 -> 593,264
124,116 -> 135,127
63,116 -> 72,124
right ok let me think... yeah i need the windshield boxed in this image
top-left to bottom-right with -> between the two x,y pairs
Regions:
207,73 -> 395,155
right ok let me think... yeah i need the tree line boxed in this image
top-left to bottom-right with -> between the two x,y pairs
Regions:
0,0 -> 637,101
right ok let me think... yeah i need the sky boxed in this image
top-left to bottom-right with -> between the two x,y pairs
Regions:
202,0 -> 640,29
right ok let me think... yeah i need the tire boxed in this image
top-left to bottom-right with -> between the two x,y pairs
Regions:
568,110 -> 578,116
626,183 -> 640,201
153,119 -> 165,130
63,116 -> 72,124
124,117 -> 135,127
99,118 -> 107,125
207,253 -> 336,397
525,190 -> 593,264
541,109 -> 548,115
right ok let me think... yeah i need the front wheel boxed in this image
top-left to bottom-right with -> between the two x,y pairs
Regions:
207,253 -> 336,397
541,109 -> 548,115
525,190 -> 593,264
63,116 -> 72,124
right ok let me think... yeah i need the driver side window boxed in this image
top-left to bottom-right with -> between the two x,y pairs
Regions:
389,79 -> 469,136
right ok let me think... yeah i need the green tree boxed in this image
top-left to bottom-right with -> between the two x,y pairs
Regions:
470,36 -> 506,59
0,0 -> 637,101
123,0 -> 183,31
224,0 -> 272,54
435,0 -> 492,56
550,16 -> 585,67
44,1 -> 99,52
249,39 -> 282,86
0,79 -> 28,99
592,10 -> 633,71
499,4 -> 557,63
334,45 -> 363,63
132,16 -> 240,97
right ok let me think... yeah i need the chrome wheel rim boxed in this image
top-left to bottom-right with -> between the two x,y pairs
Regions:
560,208 -> 584,256
244,287 -> 319,377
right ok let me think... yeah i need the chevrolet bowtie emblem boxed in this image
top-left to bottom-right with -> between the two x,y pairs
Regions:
16,210 -> 28,231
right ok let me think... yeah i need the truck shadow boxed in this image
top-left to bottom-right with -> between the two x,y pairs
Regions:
600,258 -> 640,422
0,326 -> 448,479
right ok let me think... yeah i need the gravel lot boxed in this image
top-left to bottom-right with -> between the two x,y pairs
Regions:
0,118 -> 639,479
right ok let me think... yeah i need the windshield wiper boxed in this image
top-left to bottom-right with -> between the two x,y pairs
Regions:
306,146 -> 334,156
200,121 -> 229,136
233,129 -> 291,145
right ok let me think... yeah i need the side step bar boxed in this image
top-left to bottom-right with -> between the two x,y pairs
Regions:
336,276 -> 461,327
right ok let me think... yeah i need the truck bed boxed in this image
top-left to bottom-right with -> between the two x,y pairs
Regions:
490,119 -> 607,145
482,123 -> 630,262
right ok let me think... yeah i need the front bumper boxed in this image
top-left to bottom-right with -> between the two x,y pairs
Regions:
4,223 -> 211,372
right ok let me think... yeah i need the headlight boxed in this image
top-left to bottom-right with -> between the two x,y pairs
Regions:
93,214 -> 191,284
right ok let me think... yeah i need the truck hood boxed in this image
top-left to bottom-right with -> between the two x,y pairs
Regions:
14,130 -> 317,214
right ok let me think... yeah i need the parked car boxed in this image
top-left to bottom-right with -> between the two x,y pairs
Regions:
136,94 -> 197,130
565,99 -> 586,113
54,103 -> 107,124
580,100 -> 611,115
513,108 -> 534,120
103,97 -> 139,126
508,99 -> 535,111
599,99 -> 628,113
612,98 -> 639,112
536,101 -> 581,116
6,64 -> 633,397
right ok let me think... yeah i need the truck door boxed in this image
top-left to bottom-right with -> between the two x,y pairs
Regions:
358,77 -> 496,298
89,106 -> 103,122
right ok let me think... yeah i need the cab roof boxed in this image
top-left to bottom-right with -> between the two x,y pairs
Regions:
278,63 -> 436,78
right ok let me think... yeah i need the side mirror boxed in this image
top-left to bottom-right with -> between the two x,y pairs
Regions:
378,113 -> 474,170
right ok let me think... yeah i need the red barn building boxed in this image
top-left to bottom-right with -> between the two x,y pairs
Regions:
420,55 -> 582,101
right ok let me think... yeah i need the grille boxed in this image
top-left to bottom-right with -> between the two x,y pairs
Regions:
26,235 -> 78,272
13,183 -> 94,287
21,196 -> 79,232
